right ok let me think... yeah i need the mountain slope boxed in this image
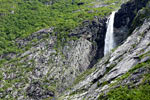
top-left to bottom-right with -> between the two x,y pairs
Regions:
59,0 -> 150,99
61,17 -> 150,100
0,0 -> 150,100
0,0 -> 122,56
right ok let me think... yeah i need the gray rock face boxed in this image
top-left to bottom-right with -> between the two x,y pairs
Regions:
26,82 -> 54,100
64,38 -> 93,71
121,67 -> 150,86
140,56 -> 150,63
114,0 -> 149,46
22,36 -> 94,94
69,17 -> 107,62
61,18 -> 150,100
0,17 -> 107,100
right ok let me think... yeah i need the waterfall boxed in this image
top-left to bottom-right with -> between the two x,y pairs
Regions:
104,11 -> 116,55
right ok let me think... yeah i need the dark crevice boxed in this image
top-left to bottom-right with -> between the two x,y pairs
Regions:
88,18 -> 107,68
92,75 -> 104,84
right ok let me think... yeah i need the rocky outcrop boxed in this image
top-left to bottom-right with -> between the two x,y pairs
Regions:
0,16 -> 107,99
114,0 -> 149,46
69,17 -> 107,67
61,17 -> 150,100
26,82 -> 54,100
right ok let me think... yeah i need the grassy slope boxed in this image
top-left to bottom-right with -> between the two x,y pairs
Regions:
98,52 -> 150,100
0,0 -> 122,56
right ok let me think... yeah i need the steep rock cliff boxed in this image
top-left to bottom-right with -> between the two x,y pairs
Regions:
0,17 -> 107,100
61,15 -> 150,100
1,0 -> 150,100
114,0 -> 149,46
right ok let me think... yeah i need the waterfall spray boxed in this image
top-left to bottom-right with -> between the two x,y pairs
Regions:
104,11 -> 116,55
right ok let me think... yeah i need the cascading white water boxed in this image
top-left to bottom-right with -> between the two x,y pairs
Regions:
104,11 -> 116,55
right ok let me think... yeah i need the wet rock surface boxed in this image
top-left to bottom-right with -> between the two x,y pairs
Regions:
114,0 -> 149,46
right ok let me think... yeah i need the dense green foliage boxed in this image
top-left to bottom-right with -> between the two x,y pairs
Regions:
0,0 -> 122,56
98,71 -> 150,100
98,83 -> 150,100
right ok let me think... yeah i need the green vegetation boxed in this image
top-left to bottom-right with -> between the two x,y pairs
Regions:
98,83 -> 150,100
111,52 -> 150,83
0,0 -> 123,57
139,51 -> 150,59
73,67 -> 96,85
130,1 -> 150,34
0,55 -> 57,99
98,72 -> 150,100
